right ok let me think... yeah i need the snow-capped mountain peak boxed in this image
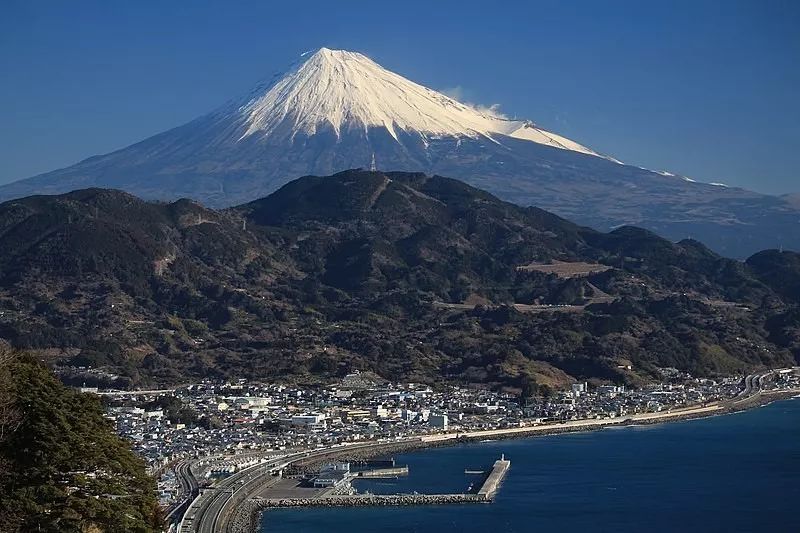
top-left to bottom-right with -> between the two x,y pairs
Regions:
2,48 -> 796,258
233,48 -> 611,159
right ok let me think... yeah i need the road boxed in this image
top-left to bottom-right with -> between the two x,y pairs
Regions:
729,368 -> 782,407
165,460 -> 200,524
95,388 -> 179,397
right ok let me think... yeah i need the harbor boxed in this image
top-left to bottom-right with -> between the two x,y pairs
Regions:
263,454 -> 509,505
228,455 -> 511,532
257,399 -> 800,533
180,370 -> 800,533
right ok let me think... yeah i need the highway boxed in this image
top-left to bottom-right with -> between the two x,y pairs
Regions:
171,448 -> 296,529
95,388 -> 179,397
165,460 -> 200,525
729,369 -> 779,407
187,453 -> 307,533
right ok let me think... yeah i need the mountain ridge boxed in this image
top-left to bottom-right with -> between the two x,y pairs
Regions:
0,170 -> 797,390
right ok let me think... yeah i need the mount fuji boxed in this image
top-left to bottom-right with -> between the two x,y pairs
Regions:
1,47 -> 798,257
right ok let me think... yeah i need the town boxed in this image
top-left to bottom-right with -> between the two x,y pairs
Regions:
81,367 -> 800,514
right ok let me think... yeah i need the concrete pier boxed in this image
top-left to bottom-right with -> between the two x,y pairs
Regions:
356,466 -> 409,478
476,454 -> 510,500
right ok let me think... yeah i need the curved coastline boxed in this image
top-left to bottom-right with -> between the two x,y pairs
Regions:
282,389 -> 800,469
246,389 -> 799,532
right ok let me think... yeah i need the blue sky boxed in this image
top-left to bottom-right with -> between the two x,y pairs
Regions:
1,0 -> 798,194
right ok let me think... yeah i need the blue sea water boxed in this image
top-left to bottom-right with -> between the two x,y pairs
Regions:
261,399 -> 800,532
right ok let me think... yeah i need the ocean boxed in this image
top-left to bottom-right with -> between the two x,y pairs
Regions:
261,398 -> 800,532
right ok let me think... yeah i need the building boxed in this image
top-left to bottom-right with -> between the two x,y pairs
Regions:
312,463 -> 350,488
400,409 -> 417,422
429,413 -> 448,429
371,406 -> 389,419
312,470 -> 347,488
341,409 -> 371,421
291,413 -> 326,428
571,382 -> 587,397
470,404 -> 499,414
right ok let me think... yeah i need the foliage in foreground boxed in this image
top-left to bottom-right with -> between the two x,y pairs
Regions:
0,348 -> 161,533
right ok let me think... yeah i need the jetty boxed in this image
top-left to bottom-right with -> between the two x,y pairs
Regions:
476,454 -> 511,499
355,466 -> 409,478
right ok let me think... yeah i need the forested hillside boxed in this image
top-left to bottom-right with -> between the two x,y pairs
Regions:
0,171 -> 797,391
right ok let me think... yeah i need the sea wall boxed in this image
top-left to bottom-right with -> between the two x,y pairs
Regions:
255,493 -> 489,508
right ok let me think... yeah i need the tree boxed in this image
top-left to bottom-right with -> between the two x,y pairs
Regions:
0,351 -> 162,532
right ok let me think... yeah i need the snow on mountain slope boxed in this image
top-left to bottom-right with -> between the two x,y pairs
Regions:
2,47 -> 799,259
232,48 -> 612,159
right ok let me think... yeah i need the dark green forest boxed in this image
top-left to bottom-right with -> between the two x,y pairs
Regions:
0,347 -> 161,532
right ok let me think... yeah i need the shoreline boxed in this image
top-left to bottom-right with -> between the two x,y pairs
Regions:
286,389 -> 800,470
245,390 -> 799,531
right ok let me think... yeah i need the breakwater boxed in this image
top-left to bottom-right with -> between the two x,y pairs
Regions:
477,456 -> 510,498
255,493 -> 489,508
227,494 -> 489,533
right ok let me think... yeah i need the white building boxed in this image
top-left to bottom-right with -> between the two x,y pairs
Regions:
291,413 -> 326,427
571,382 -> 587,397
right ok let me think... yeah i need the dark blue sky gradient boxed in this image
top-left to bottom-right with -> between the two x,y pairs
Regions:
1,0 -> 798,193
